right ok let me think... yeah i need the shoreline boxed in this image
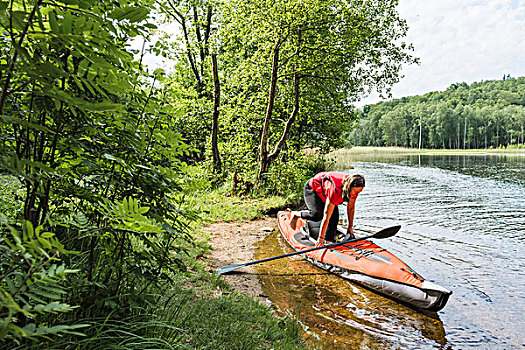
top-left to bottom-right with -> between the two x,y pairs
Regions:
204,217 -> 276,303
331,146 -> 525,157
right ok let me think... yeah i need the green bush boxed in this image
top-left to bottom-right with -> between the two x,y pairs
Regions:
260,151 -> 334,198
0,0 -> 197,345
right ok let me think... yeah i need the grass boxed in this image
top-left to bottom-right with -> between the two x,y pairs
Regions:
185,185 -> 297,223
20,283 -> 307,350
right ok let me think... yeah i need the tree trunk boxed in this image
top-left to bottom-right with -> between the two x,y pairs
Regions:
210,53 -> 221,174
484,120 -> 488,149
257,44 -> 280,184
457,119 -> 460,149
496,119 -> 499,147
257,27 -> 303,185
464,117 -> 467,149
418,115 -> 422,149
265,54 -> 301,170
393,129 -> 397,146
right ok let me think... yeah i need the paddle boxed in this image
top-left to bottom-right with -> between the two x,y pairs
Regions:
215,225 -> 401,275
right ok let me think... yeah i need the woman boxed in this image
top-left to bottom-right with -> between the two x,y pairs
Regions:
290,172 -> 365,247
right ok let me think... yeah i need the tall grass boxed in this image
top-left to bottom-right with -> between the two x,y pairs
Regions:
18,283 -> 307,350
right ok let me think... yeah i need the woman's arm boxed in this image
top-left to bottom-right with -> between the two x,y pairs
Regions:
346,197 -> 357,238
316,200 -> 335,247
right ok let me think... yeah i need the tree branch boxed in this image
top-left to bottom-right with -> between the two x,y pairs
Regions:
0,0 -> 43,114
167,1 -> 200,87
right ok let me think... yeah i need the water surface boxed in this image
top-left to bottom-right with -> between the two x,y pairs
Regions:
256,154 -> 525,349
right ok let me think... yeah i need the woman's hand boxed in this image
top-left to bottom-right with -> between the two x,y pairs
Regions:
346,228 -> 355,239
289,211 -> 302,230
315,237 -> 325,247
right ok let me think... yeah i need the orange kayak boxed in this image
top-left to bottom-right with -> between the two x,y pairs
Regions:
277,211 -> 451,311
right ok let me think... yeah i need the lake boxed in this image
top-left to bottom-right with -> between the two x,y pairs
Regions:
255,153 -> 525,349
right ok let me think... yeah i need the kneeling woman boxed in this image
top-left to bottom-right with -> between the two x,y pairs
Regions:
290,172 -> 365,247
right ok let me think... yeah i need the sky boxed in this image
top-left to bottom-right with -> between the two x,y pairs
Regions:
139,1 -> 525,107
358,0 -> 525,107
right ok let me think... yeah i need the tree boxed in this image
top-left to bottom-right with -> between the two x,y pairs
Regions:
219,0 -> 416,184
351,77 -> 525,149
157,0 -> 221,168
0,0 -> 155,225
159,0 -> 215,95
0,0 -> 194,339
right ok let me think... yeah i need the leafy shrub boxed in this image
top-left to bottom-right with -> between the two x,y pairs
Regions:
0,0 -> 202,346
62,197 -> 193,318
0,221 -> 84,342
259,151 -> 334,198
1,194 -> 194,346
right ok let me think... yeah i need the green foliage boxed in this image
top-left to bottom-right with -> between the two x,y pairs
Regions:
216,0 -> 416,183
60,197 -> 193,319
260,152 -> 334,198
351,77 -> 525,149
154,0 -> 219,162
0,220 -> 85,342
0,0 -> 196,346
156,0 -> 416,188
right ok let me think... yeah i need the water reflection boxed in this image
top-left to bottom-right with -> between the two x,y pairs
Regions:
343,153 -> 525,186
255,233 -> 448,349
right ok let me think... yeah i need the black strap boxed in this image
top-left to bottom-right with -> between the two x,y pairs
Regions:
320,174 -> 336,199
401,267 -> 424,281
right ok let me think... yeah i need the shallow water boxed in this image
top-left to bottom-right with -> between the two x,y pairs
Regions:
255,154 -> 525,349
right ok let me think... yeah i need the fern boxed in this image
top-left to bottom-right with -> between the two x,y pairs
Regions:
0,221 -> 83,342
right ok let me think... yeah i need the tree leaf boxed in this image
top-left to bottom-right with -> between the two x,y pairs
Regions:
62,11 -> 72,33
10,11 -> 28,31
48,11 -> 60,33
109,7 -> 149,23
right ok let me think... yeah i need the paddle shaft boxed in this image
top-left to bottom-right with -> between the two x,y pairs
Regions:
215,225 -> 400,275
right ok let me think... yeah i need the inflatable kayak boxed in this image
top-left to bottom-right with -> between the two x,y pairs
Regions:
277,211 -> 451,311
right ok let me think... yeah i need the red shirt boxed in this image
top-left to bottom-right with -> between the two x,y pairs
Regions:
308,172 -> 348,205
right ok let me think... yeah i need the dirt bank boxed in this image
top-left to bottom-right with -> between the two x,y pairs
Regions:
204,216 -> 277,303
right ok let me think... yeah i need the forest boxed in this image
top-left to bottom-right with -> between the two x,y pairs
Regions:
349,77 -> 525,149
0,0 -> 415,347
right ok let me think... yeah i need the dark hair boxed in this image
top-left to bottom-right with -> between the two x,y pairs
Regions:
350,174 -> 365,188
342,174 -> 365,201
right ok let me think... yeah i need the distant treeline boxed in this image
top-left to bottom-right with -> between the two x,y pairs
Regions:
350,77 -> 525,149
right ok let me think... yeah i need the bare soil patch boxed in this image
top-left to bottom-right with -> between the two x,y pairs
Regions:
204,216 -> 277,303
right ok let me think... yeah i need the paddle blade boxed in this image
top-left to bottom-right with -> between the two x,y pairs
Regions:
373,225 -> 401,239
215,263 -> 246,275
